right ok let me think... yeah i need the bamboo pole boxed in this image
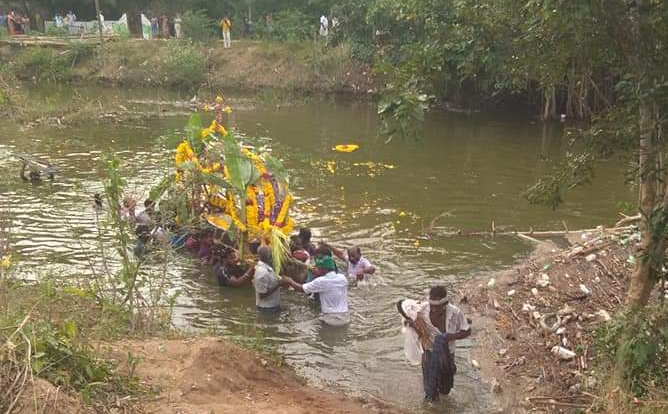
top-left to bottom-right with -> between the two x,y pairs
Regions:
430,225 -> 636,238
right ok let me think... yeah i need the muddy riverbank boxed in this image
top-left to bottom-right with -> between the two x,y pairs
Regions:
0,39 -> 375,95
459,225 -> 662,413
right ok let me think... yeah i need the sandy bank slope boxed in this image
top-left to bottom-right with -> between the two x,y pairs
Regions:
104,337 -> 399,414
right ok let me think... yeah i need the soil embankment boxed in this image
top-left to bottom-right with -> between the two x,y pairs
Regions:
12,337 -> 400,414
0,38 -> 375,94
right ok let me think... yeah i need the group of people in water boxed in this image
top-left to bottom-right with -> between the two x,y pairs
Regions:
116,195 -> 376,327
102,193 -> 471,402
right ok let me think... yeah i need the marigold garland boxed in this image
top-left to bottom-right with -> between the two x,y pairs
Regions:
171,94 -> 295,247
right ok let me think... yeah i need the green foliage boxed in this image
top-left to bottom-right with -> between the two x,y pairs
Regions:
181,10 -> 216,43
222,132 -> 258,192
160,40 -> 208,89
264,10 -> 314,42
378,88 -> 432,141
595,307 -> 668,395
524,151 -> 595,209
0,280 -> 140,405
46,25 -> 69,37
28,320 -> 123,399
10,48 -> 71,82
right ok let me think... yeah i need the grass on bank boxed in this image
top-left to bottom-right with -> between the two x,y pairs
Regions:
1,37 -> 369,94
0,278 -> 146,410
590,306 -> 668,414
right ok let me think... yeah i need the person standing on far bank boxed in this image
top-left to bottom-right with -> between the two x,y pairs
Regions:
220,16 -> 231,48
319,14 -> 328,37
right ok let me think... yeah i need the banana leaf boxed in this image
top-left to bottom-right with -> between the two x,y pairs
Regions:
222,133 -> 256,192
200,173 -> 232,190
149,174 -> 175,201
185,114 -> 204,154
265,154 -> 289,184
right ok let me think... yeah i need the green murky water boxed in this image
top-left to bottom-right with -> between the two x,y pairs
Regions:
0,85 -> 632,413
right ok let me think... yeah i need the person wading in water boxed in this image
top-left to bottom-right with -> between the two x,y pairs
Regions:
398,286 -> 471,402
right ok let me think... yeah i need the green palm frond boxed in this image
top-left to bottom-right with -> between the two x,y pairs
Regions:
269,228 -> 290,276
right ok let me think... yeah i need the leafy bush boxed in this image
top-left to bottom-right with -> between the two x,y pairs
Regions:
10,47 -> 71,82
181,10 -> 216,43
266,10 -> 314,42
160,40 -> 208,90
595,306 -> 668,395
46,25 -> 69,37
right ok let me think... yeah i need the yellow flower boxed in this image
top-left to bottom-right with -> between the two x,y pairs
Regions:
280,217 -> 294,235
176,141 -> 196,164
216,123 -> 228,136
0,255 -> 12,267
276,193 -> 293,225
223,106 -> 232,114
201,127 -> 214,139
203,104 -> 211,112
333,144 -> 360,153
215,96 -> 224,104
206,214 -> 232,231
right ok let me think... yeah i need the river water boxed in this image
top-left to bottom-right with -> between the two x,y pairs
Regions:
0,86 -> 632,413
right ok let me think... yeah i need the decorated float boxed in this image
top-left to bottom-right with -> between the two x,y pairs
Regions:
149,95 -> 301,275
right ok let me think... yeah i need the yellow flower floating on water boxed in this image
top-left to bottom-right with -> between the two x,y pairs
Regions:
223,106 -> 232,114
333,144 -> 359,153
0,255 -> 11,267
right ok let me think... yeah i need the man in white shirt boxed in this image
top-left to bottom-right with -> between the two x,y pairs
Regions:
254,246 -> 282,313
419,286 -> 470,401
319,14 -> 328,37
328,244 -> 376,282
282,255 -> 349,326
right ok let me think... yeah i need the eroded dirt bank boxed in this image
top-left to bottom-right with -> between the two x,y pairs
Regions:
13,337 -> 401,414
460,230 -> 641,413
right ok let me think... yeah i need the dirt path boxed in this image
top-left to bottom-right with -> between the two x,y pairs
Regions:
101,337 -> 400,414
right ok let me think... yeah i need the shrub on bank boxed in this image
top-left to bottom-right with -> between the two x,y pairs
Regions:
10,47 -> 71,82
595,306 -> 668,395
181,10 -> 216,43
160,40 -> 208,89
263,10 -> 314,42
45,25 -> 69,37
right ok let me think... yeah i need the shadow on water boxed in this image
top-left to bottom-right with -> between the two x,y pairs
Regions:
0,86 -> 633,413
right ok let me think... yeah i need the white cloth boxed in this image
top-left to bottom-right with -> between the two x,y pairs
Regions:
254,262 -> 280,308
141,13 -> 152,39
400,299 -> 424,365
174,17 -> 182,38
319,15 -> 328,36
320,312 -> 350,326
303,271 -> 349,315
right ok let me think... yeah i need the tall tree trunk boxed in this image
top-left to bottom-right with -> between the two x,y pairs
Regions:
614,98 -> 661,386
627,99 -> 663,307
